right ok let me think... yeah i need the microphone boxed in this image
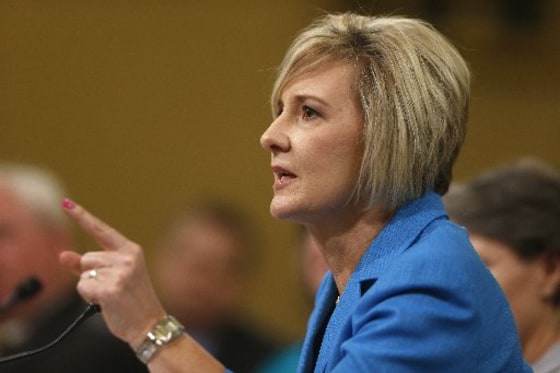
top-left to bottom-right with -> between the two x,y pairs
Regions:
0,277 -> 101,365
0,302 -> 100,365
0,277 -> 43,313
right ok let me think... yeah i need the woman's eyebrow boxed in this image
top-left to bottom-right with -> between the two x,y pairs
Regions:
290,93 -> 331,108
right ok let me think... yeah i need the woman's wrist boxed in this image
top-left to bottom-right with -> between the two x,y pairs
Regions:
134,314 -> 186,364
129,311 -> 168,351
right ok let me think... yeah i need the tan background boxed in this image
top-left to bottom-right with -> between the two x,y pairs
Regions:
2,0 -> 559,343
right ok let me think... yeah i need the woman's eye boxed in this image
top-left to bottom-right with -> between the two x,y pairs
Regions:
301,105 -> 319,120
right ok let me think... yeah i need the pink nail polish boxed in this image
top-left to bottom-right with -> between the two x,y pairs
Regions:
62,198 -> 75,209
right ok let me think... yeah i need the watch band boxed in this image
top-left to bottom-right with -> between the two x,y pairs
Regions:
135,315 -> 185,364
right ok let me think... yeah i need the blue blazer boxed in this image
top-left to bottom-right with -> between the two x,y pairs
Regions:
297,193 -> 532,372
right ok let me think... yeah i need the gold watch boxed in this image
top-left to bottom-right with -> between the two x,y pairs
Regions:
135,315 -> 185,364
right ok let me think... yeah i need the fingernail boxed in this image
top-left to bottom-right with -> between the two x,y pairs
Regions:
62,198 -> 75,209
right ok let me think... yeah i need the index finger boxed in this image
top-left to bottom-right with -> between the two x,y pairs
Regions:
62,198 -> 128,251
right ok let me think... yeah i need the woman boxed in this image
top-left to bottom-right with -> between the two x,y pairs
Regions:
59,13 -> 530,372
445,158 -> 560,373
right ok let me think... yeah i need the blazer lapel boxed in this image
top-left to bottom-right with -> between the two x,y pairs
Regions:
314,275 -> 362,372
298,273 -> 338,373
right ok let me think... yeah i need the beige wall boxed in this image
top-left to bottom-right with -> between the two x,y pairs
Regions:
2,1 -> 559,342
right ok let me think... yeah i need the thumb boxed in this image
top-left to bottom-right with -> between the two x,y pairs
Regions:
59,251 -> 83,275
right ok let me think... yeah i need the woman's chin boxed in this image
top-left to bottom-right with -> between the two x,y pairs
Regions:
270,204 -> 311,226
269,198 -> 298,221
269,205 -> 289,221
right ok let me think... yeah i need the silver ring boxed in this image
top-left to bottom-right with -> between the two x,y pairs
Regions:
87,269 -> 98,280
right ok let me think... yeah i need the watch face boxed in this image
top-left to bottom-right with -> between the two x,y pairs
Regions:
152,328 -> 174,345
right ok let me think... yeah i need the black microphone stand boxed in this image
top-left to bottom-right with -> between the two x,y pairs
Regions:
0,303 -> 101,365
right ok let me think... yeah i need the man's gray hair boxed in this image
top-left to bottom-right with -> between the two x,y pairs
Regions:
0,162 -> 68,229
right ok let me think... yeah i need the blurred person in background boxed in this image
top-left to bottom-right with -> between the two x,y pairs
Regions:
445,157 -> 560,373
255,226 -> 329,373
152,201 -> 278,373
0,162 -> 147,372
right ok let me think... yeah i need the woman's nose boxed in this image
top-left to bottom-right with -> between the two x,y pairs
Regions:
260,117 -> 289,153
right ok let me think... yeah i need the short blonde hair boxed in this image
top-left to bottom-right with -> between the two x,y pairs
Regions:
272,13 -> 470,209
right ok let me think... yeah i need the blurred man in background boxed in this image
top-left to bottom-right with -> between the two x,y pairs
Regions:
152,201 -> 278,373
444,157 -> 560,373
0,162 -> 146,372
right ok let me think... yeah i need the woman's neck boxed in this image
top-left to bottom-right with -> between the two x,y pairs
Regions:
309,207 -> 394,296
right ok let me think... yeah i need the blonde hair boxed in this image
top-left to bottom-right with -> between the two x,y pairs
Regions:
272,13 -> 470,209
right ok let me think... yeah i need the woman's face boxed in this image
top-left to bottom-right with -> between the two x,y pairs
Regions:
469,234 -> 548,344
260,60 -> 364,225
